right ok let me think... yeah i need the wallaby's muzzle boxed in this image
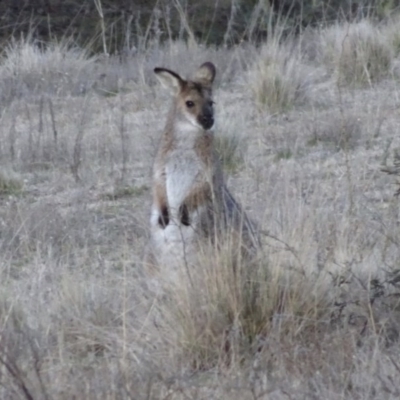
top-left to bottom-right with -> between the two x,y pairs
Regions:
199,108 -> 214,130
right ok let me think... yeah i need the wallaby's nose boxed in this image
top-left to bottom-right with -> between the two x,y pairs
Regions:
199,113 -> 214,130
199,115 -> 214,130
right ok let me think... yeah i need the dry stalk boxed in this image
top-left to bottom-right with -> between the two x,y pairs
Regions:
93,0 -> 108,56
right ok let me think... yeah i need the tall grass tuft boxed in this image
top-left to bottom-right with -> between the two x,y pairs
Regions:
157,240 -> 331,371
382,15 -> 400,57
248,40 -> 310,113
0,38 -> 98,100
320,20 -> 393,86
214,109 -> 248,174
0,170 -> 23,196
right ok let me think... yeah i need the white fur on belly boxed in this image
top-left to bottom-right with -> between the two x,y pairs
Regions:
165,151 -> 201,215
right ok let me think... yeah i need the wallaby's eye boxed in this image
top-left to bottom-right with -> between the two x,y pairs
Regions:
208,100 -> 214,107
186,100 -> 195,108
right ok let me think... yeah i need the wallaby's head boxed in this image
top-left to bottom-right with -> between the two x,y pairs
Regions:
154,62 -> 216,131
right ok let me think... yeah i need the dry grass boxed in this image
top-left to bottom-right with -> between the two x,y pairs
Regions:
0,38 -> 99,102
248,39 -> 311,113
1,15 -> 400,399
319,20 -> 394,86
154,241 -> 332,372
214,107 -> 249,173
0,170 -> 23,196
307,112 -> 363,151
382,15 -> 400,57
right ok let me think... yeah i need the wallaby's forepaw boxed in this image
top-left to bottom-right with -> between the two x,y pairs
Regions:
179,204 -> 190,226
158,206 -> 170,228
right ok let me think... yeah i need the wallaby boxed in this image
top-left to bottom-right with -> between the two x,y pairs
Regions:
144,62 -> 259,274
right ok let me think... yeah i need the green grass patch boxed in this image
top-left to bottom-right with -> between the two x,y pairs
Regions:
275,149 -> 293,161
0,171 -> 23,196
214,134 -> 245,174
102,185 -> 148,201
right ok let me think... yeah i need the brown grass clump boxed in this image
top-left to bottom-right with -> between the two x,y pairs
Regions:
153,238 -> 332,372
214,108 -> 248,174
307,112 -> 362,151
0,170 -> 23,196
382,15 -> 400,57
0,38 -> 98,101
320,20 -> 393,86
248,40 -> 311,113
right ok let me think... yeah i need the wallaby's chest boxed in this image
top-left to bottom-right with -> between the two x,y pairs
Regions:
165,149 -> 205,210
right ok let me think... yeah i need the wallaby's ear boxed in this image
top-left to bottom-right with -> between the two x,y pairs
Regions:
154,67 -> 184,93
193,62 -> 216,85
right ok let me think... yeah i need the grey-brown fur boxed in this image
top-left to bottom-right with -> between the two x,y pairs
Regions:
144,62 -> 259,274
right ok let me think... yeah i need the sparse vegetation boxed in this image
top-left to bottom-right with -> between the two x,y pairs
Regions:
1,8 -> 400,399
248,39 -> 311,112
307,113 -> 362,151
383,15 -> 400,57
0,38 -> 98,100
274,148 -> 293,160
0,170 -> 23,196
320,20 -> 393,86
213,106 -> 250,173
102,185 -> 149,200
159,242 -> 331,372
214,132 -> 246,173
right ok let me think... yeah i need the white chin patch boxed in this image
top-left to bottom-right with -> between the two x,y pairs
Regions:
176,118 -> 202,132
